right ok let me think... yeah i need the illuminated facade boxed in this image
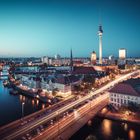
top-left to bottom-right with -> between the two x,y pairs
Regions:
41,56 -> 49,64
109,79 -> 140,107
91,51 -> 96,65
119,48 -> 126,59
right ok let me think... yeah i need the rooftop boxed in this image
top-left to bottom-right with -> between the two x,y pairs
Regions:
109,78 -> 140,97
56,75 -> 81,85
72,66 -> 96,75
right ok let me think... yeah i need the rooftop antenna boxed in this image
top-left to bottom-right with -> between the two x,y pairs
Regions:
98,7 -> 102,26
70,47 -> 73,72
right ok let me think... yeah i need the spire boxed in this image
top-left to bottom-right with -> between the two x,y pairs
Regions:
98,8 -> 103,34
70,48 -> 73,72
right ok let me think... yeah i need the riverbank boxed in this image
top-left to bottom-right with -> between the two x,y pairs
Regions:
8,75 -> 53,103
98,107 -> 140,125
0,79 -> 46,126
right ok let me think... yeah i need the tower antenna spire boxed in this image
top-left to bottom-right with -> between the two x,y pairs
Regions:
98,7 -> 102,25
70,48 -> 73,72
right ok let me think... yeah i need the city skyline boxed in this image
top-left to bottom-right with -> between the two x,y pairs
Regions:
0,0 -> 140,57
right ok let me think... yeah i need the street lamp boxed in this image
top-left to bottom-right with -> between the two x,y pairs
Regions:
89,91 -> 92,110
56,111 -> 60,139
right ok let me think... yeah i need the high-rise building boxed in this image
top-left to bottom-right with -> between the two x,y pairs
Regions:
54,54 -> 61,59
118,48 -> 127,69
98,25 -> 103,64
91,51 -> 96,65
119,48 -> 126,59
108,55 -> 115,65
41,56 -> 49,64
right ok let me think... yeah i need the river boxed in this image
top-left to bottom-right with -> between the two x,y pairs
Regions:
70,117 -> 140,140
0,79 -> 46,127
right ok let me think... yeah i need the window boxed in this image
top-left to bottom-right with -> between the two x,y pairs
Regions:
121,99 -> 123,104
111,98 -> 113,101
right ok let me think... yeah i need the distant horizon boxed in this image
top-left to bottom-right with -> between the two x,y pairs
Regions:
0,0 -> 140,57
0,55 -> 140,59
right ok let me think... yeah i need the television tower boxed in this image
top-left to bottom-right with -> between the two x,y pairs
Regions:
98,25 -> 103,64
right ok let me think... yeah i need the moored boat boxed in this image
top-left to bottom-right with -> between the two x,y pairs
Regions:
3,80 -> 8,87
9,89 -> 18,95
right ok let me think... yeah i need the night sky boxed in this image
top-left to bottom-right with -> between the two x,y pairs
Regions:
0,0 -> 140,57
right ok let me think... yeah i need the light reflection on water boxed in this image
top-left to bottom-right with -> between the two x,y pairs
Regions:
124,123 -> 128,131
32,99 -> 35,106
42,104 -> 45,109
36,99 -> 39,106
101,119 -> 112,137
129,129 -> 135,140
70,117 -> 140,140
19,95 -> 22,101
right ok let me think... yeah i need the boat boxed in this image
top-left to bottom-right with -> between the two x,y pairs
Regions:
3,80 -> 9,87
9,89 -> 18,95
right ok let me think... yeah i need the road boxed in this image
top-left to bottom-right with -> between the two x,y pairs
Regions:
0,95 -> 76,138
3,70 -> 140,140
34,93 -> 109,140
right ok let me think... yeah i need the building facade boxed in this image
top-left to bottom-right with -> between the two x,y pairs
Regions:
91,51 -> 97,65
109,78 -> 140,107
119,48 -> 126,59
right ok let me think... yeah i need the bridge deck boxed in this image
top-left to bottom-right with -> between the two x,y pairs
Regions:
34,98 -> 108,140
59,100 -> 108,140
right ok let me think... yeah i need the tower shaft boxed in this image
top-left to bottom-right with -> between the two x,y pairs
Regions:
99,35 -> 102,64
98,25 -> 103,65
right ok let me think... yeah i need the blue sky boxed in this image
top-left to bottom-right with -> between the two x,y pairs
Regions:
0,0 -> 140,57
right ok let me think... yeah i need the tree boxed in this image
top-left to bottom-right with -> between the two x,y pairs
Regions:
128,102 -> 139,112
85,135 -> 97,140
52,88 -> 58,96
115,137 -> 124,140
83,75 -> 95,84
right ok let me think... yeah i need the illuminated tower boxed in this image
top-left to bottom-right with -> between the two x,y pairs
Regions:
98,25 -> 103,64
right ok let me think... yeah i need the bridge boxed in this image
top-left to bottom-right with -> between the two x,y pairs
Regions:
35,94 -> 108,140
0,70 -> 139,140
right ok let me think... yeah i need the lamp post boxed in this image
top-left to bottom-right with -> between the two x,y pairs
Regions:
90,92 -> 92,110
56,111 -> 60,139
